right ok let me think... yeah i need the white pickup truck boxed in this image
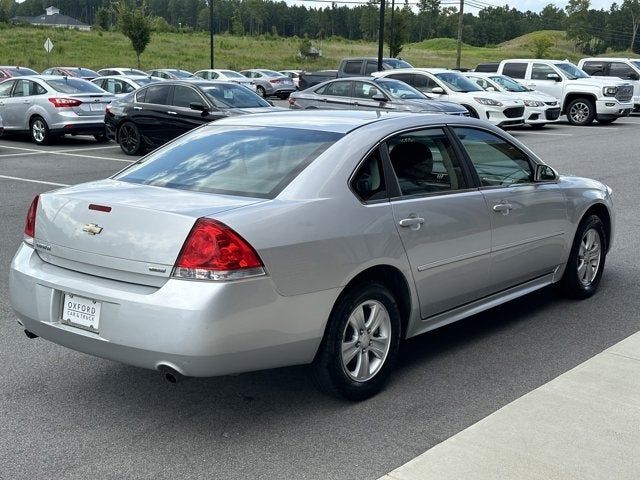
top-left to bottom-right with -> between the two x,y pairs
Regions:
494,59 -> 634,125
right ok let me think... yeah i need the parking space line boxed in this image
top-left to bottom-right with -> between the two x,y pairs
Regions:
0,174 -> 69,187
515,132 -> 573,137
55,145 -> 122,153
0,144 -> 47,153
53,152 -> 134,163
0,152 -> 41,158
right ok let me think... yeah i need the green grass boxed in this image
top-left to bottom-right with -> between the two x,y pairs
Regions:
0,25 -> 586,73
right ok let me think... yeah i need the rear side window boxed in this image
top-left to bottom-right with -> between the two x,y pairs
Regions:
116,126 -> 344,199
453,127 -> 532,187
44,78 -> 105,94
351,149 -> 387,202
343,61 -> 361,75
502,62 -> 528,79
325,81 -> 352,97
142,84 -> 170,104
582,61 -> 605,76
387,128 -> 466,196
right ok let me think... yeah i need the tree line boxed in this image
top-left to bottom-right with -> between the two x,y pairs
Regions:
3,0 -> 640,54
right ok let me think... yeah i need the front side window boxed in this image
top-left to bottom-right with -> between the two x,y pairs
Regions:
555,63 -> 589,79
343,61 -> 361,75
351,149 -> 387,202
354,82 -> 383,99
115,126 -> 343,199
453,127 -> 532,187
531,63 -> 558,81
201,84 -> 270,108
376,79 -> 424,100
490,75 -> 529,92
172,86 -> 205,108
387,128 -> 466,196
365,61 -> 378,75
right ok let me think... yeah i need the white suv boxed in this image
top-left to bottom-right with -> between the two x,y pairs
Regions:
372,68 -> 526,127
495,59 -> 633,125
578,58 -> 640,112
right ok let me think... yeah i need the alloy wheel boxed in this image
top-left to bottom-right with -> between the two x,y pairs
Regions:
341,300 -> 392,382
32,119 -> 46,143
569,102 -> 590,124
577,228 -> 602,287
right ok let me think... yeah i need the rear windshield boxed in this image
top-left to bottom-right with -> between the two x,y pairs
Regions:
8,67 -> 38,76
383,59 -> 413,69
45,78 -> 106,93
172,70 -> 195,78
68,68 -> 100,77
221,70 -> 245,79
121,69 -> 146,75
115,126 -> 343,198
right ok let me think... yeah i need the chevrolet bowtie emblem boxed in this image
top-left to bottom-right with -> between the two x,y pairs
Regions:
82,223 -> 103,235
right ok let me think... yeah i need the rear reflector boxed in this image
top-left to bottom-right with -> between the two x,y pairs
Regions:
49,97 -> 82,108
24,195 -> 39,244
172,218 -> 265,281
88,204 -> 112,212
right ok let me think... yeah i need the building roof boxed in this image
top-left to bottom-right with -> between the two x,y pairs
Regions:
12,12 -> 88,28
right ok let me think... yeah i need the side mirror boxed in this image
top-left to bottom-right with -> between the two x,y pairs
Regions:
189,102 -> 207,112
535,164 -> 558,182
431,87 -> 445,94
547,73 -> 561,82
371,94 -> 388,102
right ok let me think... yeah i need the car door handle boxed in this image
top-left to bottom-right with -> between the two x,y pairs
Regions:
23,100 -> 31,104
167,111 -> 177,115
398,217 -> 425,228
133,106 -> 142,110
492,203 -> 513,215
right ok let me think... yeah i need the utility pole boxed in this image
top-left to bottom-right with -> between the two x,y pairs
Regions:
377,0 -> 386,71
209,0 -> 215,69
389,0 -> 395,57
456,0 -> 464,69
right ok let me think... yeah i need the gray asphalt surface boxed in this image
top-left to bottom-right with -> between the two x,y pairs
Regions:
1,114 -> 639,480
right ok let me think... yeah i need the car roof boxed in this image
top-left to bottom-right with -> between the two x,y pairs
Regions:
579,57 -> 638,62
500,59 -> 572,64
209,110 -> 427,133
93,75 -> 153,81
140,79 -> 239,87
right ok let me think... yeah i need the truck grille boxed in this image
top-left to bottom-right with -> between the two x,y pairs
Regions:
504,106 -> 525,118
616,85 -> 633,102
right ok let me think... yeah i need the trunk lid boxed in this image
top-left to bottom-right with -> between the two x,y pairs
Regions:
34,180 -> 264,286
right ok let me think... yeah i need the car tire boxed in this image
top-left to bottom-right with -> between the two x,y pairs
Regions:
557,214 -> 607,299
117,122 -> 145,156
597,118 -> 617,125
256,86 -> 266,98
312,282 -> 401,401
566,98 -> 596,126
30,116 -> 50,145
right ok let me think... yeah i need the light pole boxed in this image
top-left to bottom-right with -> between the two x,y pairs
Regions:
389,0 -> 395,57
209,0 -> 214,69
377,0 -> 385,71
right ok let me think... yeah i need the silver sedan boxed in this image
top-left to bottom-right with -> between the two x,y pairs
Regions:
10,111 -> 613,400
0,75 -> 115,144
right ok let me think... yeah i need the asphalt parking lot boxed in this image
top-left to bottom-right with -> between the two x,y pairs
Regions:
1,115 -> 640,480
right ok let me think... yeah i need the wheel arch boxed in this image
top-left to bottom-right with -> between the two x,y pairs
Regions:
582,202 -> 612,252
562,93 -> 597,114
322,265 -> 413,346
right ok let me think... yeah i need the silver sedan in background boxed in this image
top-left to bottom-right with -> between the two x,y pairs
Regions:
91,75 -> 158,98
239,69 -> 296,98
10,112 -> 613,400
193,69 -> 257,92
289,77 -> 469,115
0,75 -> 115,144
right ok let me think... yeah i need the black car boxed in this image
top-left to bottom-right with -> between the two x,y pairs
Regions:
105,80 -> 280,155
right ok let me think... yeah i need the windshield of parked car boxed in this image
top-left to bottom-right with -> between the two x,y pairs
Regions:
221,70 -> 245,79
45,78 -> 107,93
376,79 -> 425,100
172,70 -> 195,78
68,68 -> 100,77
434,72 -> 483,92
556,63 -> 589,80
8,67 -> 38,76
201,84 -> 271,109
133,77 -> 156,86
383,59 -> 413,69
631,61 -> 640,71
490,75 -> 530,92
115,126 -> 343,198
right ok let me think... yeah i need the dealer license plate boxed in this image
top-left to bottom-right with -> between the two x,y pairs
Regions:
90,103 -> 104,112
61,294 -> 101,332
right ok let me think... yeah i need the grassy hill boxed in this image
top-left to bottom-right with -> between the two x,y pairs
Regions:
0,25 -> 585,73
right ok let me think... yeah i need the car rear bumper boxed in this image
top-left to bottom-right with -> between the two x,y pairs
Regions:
50,122 -> 106,136
9,244 -> 332,377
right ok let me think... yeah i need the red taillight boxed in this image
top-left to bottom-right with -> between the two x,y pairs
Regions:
88,204 -> 112,212
172,218 -> 264,281
24,195 -> 39,243
48,97 -> 82,108
288,97 -> 296,106
269,79 -> 280,84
